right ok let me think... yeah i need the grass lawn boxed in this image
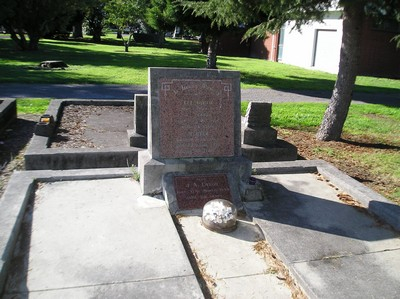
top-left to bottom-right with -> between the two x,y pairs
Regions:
17,98 -> 50,114
242,101 -> 400,203
1,35 -> 399,93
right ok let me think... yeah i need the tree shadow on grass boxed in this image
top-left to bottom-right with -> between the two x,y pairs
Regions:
340,138 -> 400,151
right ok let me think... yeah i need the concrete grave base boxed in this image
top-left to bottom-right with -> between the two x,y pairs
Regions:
127,129 -> 147,148
138,150 -> 252,195
24,99 -> 144,170
242,140 -> 298,162
243,126 -> 277,146
0,99 -> 16,132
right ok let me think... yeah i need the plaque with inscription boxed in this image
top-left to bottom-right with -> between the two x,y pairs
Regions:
159,78 -> 235,158
173,174 -> 232,210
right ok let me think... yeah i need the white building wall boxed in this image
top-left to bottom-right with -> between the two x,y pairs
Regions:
280,11 -> 343,74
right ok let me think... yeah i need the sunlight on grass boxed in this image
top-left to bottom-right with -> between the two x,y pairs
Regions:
241,102 -> 400,143
354,151 -> 400,202
17,98 -> 51,114
1,36 -> 399,93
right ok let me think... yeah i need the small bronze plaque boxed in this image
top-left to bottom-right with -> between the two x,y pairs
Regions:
173,174 -> 232,210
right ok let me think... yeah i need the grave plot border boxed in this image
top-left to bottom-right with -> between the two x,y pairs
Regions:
0,99 -> 16,132
0,168 -> 133,296
24,99 -> 143,170
252,160 -> 400,231
1,161 -> 398,296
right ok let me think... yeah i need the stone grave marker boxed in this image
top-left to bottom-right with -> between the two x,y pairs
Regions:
128,94 -> 148,148
138,67 -> 251,214
241,101 -> 298,162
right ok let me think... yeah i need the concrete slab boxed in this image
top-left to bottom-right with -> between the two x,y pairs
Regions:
3,276 -> 201,299
0,98 -> 16,131
3,176 -> 202,298
179,216 -> 292,298
245,172 -> 400,298
292,249 -> 400,299
2,161 -> 400,298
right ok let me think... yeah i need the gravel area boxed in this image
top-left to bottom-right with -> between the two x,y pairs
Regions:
51,104 -> 134,149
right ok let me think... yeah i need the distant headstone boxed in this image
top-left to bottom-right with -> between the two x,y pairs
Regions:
39,60 -> 68,69
242,101 -> 297,162
245,102 -> 272,128
138,67 -> 251,214
128,94 -> 148,148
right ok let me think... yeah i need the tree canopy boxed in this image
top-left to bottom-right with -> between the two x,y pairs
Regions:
180,0 -> 399,140
0,0 -> 82,50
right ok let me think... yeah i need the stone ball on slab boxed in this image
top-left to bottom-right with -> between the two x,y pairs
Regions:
202,199 -> 237,233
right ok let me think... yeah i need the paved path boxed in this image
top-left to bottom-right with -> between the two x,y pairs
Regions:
0,83 -> 399,106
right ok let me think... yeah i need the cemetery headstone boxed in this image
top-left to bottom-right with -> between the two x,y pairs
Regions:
138,67 -> 252,214
128,94 -> 148,148
242,101 -> 297,162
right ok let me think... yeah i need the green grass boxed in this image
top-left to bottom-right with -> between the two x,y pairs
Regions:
17,98 -> 51,114
1,35 -> 399,93
356,152 -> 400,179
242,101 -> 400,202
241,102 -> 400,143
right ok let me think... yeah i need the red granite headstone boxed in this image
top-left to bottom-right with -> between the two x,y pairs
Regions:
159,78 -> 235,158
173,174 -> 232,210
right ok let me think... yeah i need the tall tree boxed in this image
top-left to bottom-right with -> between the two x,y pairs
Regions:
180,0 -> 400,140
0,0 -> 80,50
176,0 -> 236,69
146,0 -> 177,46
105,0 -> 148,50
86,0 -> 107,42
71,10 -> 86,39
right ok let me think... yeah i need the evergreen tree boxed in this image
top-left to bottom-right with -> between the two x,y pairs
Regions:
146,0 -> 177,46
0,0 -> 81,50
104,0 -> 148,51
180,0 -> 400,140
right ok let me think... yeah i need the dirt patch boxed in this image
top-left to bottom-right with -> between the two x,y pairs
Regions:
51,104 -> 134,149
279,129 -> 399,204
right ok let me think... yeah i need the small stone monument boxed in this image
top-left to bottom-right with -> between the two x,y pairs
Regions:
138,67 -> 252,214
128,94 -> 148,148
39,60 -> 68,69
243,102 -> 277,146
241,101 -> 297,162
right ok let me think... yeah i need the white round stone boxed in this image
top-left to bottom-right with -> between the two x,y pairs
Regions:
202,199 -> 237,233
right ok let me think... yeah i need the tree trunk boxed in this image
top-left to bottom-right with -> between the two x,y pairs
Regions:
206,35 -> 218,69
72,10 -> 85,38
8,28 -> 27,50
28,34 -> 40,50
158,32 -> 165,47
316,3 -> 364,141
199,32 -> 207,54
72,22 -> 83,38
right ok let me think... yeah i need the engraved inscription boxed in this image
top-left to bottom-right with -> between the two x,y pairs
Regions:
174,174 -> 232,210
159,78 -> 235,158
